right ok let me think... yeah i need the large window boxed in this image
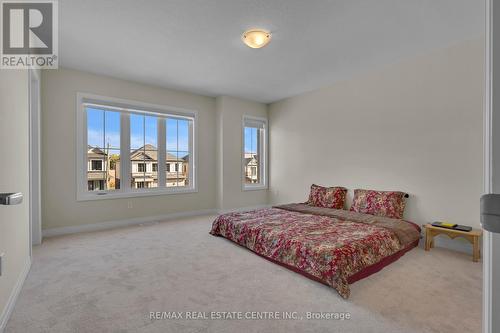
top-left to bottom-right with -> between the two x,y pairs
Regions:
242,116 -> 267,190
77,93 -> 196,200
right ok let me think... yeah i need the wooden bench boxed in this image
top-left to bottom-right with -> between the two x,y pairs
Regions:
423,224 -> 482,262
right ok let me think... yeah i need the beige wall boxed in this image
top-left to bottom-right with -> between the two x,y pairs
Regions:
269,39 -> 484,232
41,68 -> 218,229
0,71 -> 30,328
216,96 -> 268,210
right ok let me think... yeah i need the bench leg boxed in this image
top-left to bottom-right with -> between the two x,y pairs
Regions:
472,236 -> 480,262
425,230 -> 432,251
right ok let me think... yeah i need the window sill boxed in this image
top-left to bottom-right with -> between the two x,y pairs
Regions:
77,187 -> 198,201
242,184 -> 268,191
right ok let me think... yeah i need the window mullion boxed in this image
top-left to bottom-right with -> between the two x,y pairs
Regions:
80,105 -> 88,195
102,111 -> 106,191
158,118 -> 166,187
176,120 -> 179,186
120,113 -> 131,191
143,116 -> 146,188
189,119 -> 194,188
259,127 -> 264,186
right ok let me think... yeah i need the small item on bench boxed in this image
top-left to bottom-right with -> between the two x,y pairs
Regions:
431,221 -> 472,232
432,221 -> 457,229
454,225 -> 472,232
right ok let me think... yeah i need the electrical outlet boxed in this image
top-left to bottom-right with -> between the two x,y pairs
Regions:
0,253 -> 4,277
127,201 -> 133,209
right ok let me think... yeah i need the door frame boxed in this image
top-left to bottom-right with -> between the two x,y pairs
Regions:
484,1 -> 494,332
29,69 -> 42,247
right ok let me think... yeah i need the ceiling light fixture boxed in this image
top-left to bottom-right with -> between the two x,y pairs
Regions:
242,29 -> 272,49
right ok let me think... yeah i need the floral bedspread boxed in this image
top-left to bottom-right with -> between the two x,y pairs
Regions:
210,207 -> 418,298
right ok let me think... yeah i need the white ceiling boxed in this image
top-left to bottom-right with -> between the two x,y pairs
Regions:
60,0 -> 484,103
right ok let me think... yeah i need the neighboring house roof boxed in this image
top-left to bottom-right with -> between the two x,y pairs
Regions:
243,153 -> 255,159
87,146 -> 106,158
245,155 -> 258,166
130,144 -> 184,162
88,144 -> 187,162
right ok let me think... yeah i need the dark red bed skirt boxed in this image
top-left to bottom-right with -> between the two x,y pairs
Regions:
223,236 -> 420,289
347,238 -> 419,284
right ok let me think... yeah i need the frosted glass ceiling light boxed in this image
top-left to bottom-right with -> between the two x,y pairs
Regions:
242,29 -> 271,49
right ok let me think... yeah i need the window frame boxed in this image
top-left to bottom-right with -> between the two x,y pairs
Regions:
76,93 -> 197,201
241,115 -> 268,191
137,162 -> 146,173
90,159 -> 103,171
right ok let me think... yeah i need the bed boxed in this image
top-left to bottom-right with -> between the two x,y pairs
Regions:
210,203 -> 420,298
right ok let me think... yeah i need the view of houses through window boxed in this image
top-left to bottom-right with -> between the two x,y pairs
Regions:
87,108 -> 121,191
86,106 -> 192,192
130,113 -> 159,189
243,117 -> 266,187
244,127 -> 260,184
166,117 -> 190,187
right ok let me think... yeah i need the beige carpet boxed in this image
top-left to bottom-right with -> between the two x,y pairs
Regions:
6,215 -> 482,333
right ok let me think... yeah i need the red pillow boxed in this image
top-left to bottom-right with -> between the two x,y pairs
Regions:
350,189 -> 407,219
307,184 -> 347,209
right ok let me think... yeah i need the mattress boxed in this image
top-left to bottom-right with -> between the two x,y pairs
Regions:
210,203 -> 420,298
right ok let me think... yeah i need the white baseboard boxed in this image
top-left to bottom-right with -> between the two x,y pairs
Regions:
0,257 -> 31,333
43,205 -> 274,239
42,208 -> 218,238
218,204 -> 272,214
